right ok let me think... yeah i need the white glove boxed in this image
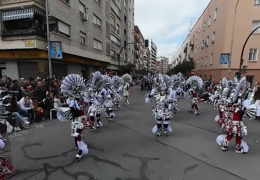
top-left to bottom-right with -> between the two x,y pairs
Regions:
145,97 -> 150,103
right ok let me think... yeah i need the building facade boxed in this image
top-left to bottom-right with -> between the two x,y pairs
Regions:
144,39 -> 157,72
171,35 -> 191,68
134,25 -> 145,70
187,0 -> 260,83
157,56 -> 169,74
156,61 -> 161,73
0,0 -> 134,79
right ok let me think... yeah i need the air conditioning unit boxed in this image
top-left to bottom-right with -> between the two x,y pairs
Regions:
117,29 -> 120,34
81,13 -> 88,21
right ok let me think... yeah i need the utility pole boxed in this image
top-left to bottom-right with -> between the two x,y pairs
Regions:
228,0 -> 240,79
45,0 -> 52,78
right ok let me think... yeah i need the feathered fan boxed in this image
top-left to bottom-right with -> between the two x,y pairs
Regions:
102,75 -> 112,85
231,77 -> 247,102
121,73 -> 132,83
60,74 -> 86,98
186,75 -> 203,89
91,71 -> 103,88
163,75 -> 173,88
111,75 -> 122,87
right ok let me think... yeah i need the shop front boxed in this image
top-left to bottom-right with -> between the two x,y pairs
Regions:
0,49 -> 109,79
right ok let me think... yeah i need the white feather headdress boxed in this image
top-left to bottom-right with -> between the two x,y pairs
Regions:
60,74 -> 86,98
91,71 -> 103,88
102,75 -> 112,85
186,76 -> 203,89
111,75 -> 122,87
121,73 -> 132,83
231,77 -> 247,103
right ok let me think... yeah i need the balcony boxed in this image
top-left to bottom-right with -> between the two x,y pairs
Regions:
2,29 -> 46,38
111,25 -> 116,32
1,6 -> 46,40
189,40 -> 194,47
188,54 -> 193,60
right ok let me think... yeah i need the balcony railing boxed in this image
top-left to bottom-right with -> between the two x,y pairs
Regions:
1,29 -> 46,38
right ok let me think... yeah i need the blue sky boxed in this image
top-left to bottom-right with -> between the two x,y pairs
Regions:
134,0 -> 211,62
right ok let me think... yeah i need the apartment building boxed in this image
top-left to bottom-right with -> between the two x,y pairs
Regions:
134,25 -> 145,70
171,35 -> 191,68
179,0 -> 260,83
156,61 -> 161,73
0,0 -> 134,79
144,39 -> 157,72
157,56 -> 169,74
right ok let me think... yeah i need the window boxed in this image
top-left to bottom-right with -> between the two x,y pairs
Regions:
208,15 -> 211,26
214,8 -> 217,20
124,53 -> 127,60
201,58 -> 203,64
94,39 -> 102,51
93,14 -> 102,27
111,2 -> 120,16
79,2 -> 86,14
62,0 -> 69,4
206,36 -> 209,45
212,31 -> 215,42
210,54 -> 213,64
95,0 -> 101,5
203,21 -> 206,31
111,49 -> 116,59
111,34 -> 121,46
80,31 -> 86,44
255,0 -> 260,5
248,49 -> 258,61
58,20 -> 70,38
251,21 -> 260,34
116,23 -> 120,31
205,56 -> 207,65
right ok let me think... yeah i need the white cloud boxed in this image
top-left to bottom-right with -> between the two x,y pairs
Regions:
135,0 -> 211,61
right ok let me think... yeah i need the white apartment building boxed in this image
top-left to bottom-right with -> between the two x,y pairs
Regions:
144,39 -> 157,72
171,35 -> 191,68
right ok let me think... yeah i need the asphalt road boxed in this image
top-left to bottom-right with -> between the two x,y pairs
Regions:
8,86 -> 260,180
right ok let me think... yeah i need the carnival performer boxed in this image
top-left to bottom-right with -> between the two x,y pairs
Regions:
111,75 -> 123,111
58,74 -> 89,161
145,74 -> 173,137
185,76 -> 203,115
220,77 -> 248,153
102,75 -> 115,121
0,91 -> 13,179
88,71 -> 105,129
121,74 -> 132,106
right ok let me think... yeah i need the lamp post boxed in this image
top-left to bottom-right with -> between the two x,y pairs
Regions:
45,0 -> 52,78
118,41 -> 140,75
227,0 -> 240,79
238,26 -> 260,78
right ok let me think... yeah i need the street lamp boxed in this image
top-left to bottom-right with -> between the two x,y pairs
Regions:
45,0 -> 52,78
227,0 -> 240,79
118,41 -> 141,74
238,25 -> 260,78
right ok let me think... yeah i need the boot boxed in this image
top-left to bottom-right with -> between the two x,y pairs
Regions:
221,139 -> 229,151
163,127 -> 168,136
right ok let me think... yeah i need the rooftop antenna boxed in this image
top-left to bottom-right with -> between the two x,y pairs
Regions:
187,21 -> 193,36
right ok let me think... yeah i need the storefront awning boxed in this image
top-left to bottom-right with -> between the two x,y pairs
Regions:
2,6 -> 45,21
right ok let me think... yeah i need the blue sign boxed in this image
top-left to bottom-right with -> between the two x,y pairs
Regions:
219,53 -> 230,65
50,41 -> 62,59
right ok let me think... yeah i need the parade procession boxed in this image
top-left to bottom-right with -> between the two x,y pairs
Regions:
0,71 -> 260,179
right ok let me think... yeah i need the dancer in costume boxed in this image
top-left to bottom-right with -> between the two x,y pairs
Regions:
0,91 -> 13,179
219,77 -> 248,153
121,74 -> 132,106
185,76 -> 203,115
59,74 -> 89,161
145,74 -> 173,137
88,71 -> 105,129
111,75 -> 123,111
102,75 -> 115,121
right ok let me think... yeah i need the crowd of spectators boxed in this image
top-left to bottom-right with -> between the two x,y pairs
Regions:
0,76 -> 65,133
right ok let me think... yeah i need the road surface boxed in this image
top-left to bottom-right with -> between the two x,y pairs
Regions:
8,86 -> 260,180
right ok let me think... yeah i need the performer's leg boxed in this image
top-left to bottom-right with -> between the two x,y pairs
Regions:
163,118 -> 169,136
221,133 -> 233,151
75,129 -> 88,161
235,135 -> 243,153
194,103 -> 199,115
89,113 -> 95,130
156,119 -> 162,136
96,113 -> 102,128
108,109 -> 114,121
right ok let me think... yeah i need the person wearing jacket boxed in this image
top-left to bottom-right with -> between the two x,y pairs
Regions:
18,96 -> 35,123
